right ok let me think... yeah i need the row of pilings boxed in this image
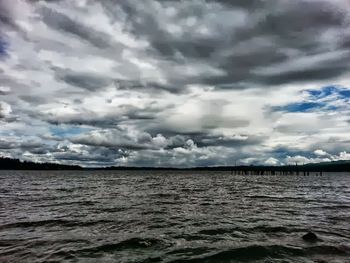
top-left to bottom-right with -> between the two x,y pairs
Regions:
230,168 -> 323,176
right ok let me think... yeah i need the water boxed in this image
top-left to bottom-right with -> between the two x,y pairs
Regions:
1,170 -> 350,263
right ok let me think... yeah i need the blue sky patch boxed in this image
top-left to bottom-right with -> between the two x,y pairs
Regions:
306,85 -> 350,100
0,37 -> 8,57
273,85 -> 349,113
338,89 -> 350,98
272,102 -> 326,113
50,126 -> 91,138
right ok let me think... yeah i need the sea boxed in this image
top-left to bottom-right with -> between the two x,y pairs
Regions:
0,170 -> 349,263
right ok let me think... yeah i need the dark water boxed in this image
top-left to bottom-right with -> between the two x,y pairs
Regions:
1,171 -> 350,263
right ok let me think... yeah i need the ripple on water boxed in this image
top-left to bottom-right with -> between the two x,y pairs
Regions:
1,171 -> 350,262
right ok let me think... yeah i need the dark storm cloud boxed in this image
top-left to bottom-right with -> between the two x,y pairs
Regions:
20,139 -> 43,149
0,140 -> 16,149
55,69 -> 112,91
1,0 -> 350,167
114,79 -> 180,94
0,108 -> 6,119
30,0 -> 350,95
53,152 -> 112,162
19,95 -> 48,105
69,129 -> 164,150
0,72 -> 42,97
103,0 -> 350,91
53,145 -> 128,165
38,102 -> 163,127
255,52 -> 350,86
40,6 -> 111,49
195,134 -> 266,148
0,138 -> 52,154
117,105 -> 158,120
44,113 -> 120,127
172,133 -> 264,149
0,0 -> 16,28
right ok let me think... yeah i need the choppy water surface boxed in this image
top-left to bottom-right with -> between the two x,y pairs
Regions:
1,171 -> 350,263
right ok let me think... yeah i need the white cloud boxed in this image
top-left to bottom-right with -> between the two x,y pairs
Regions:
0,101 -> 12,118
285,151 -> 350,165
0,0 -> 349,167
265,157 -> 280,166
339,151 -> 350,160
314,149 -> 328,156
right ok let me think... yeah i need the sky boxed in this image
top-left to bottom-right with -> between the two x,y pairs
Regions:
0,0 -> 350,167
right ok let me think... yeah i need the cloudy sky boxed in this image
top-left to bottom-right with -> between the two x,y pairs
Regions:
0,0 -> 350,167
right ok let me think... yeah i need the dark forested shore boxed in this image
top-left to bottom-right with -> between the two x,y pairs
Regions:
0,157 -> 349,172
0,157 -> 82,170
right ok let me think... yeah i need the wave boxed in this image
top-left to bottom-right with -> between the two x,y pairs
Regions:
32,200 -> 96,208
0,219 -> 116,230
10,237 -> 170,262
49,237 -> 170,260
197,225 -> 305,236
167,244 -> 349,262
84,238 -> 166,252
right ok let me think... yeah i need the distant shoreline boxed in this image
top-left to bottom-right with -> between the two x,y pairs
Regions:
0,157 -> 349,172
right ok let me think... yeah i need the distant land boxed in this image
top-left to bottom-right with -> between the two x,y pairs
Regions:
0,157 -> 349,172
